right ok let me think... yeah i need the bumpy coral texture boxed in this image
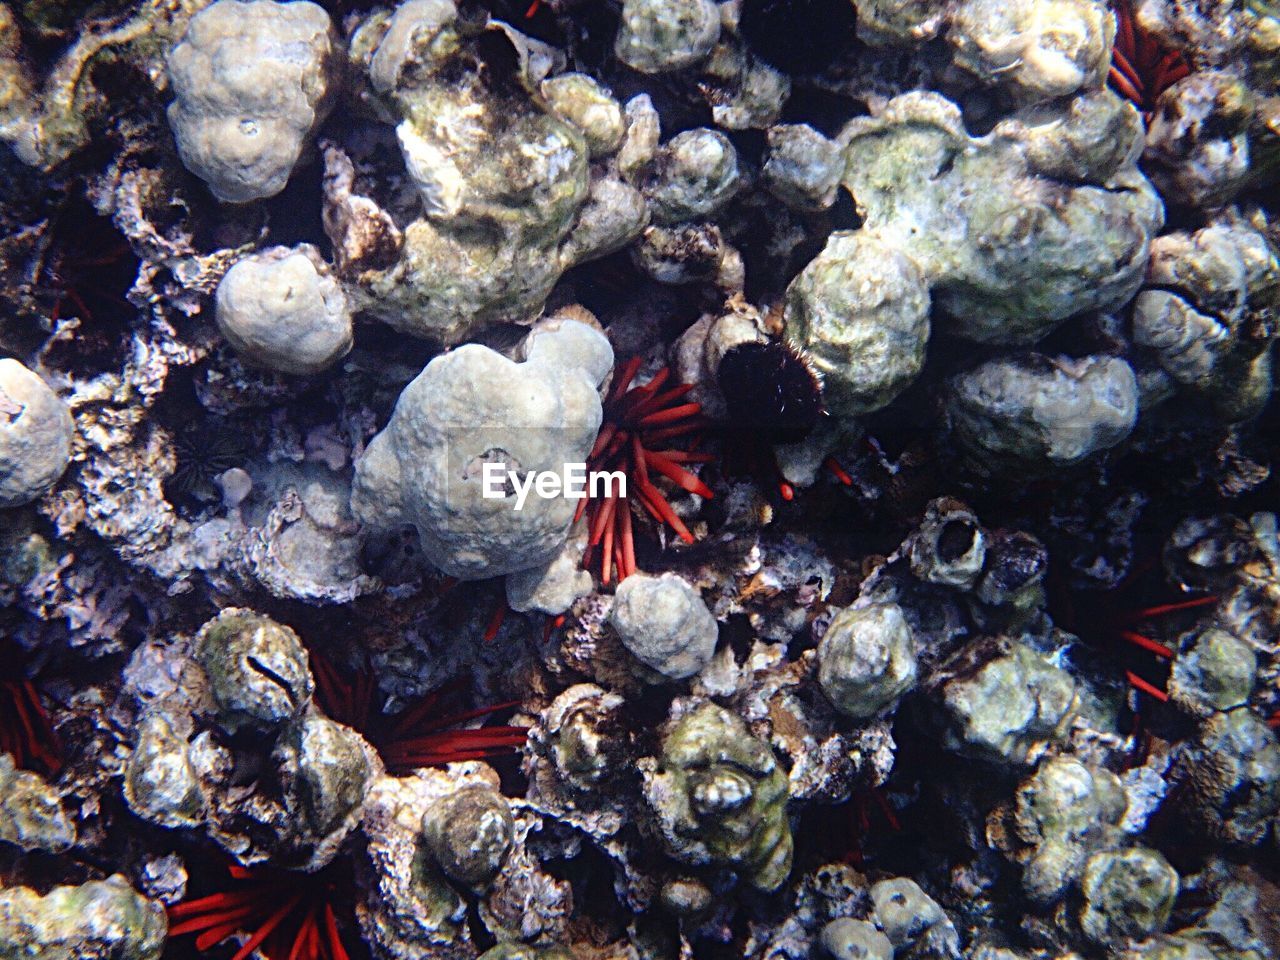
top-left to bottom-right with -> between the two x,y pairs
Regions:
642,702 -> 794,892
352,318 -> 612,580
609,572 -> 718,679
0,358 -> 74,507
215,245 -> 353,375
340,0 -> 646,344
166,0 -> 337,203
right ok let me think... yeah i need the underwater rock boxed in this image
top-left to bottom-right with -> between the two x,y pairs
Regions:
527,683 -> 630,799
641,701 -> 793,891
1172,708 -> 1280,846
476,946 -> 573,960
540,73 -> 626,158
857,0 -> 1113,108
0,754 -> 74,853
869,876 -> 960,957
999,756 -> 1128,904
351,315 -> 611,580
832,91 -> 1161,348
634,221 -> 739,286
1131,219 -> 1280,423
166,0 -> 337,203
1144,71 -> 1259,209
946,354 -> 1139,474
339,0 -> 645,344
609,572 -> 719,680
925,636 -> 1098,767
698,27 -> 791,130
819,918 -> 894,960
0,876 -> 167,960
763,124 -> 843,213
273,708 -> 375,849
1168,626 -> 1257,717
0,358 -> 74,508
358,770 -> 470,959
784,232 -> 930,417
0,1 -> 193,169
1078,847 -> 1179,948
359,763 -> 568,957
505,529 -> 593,616
122,712 -> 206,830
816,602 -> 918,720
908,499 -> 987,592
122,610 -> 374,870
948,0 -> 1113,104
194,607 -> 313,731
641,128 -> 741,226
422,783 -> 514,886
614,0 -> 720,73
214,245 -> 352,375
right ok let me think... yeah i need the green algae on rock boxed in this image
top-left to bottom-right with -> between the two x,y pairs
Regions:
0,753 -> 74,853
336,0 -> 645,345
642,701 -> 793,891
817,602 -> 918,720
0,875 -> 167,960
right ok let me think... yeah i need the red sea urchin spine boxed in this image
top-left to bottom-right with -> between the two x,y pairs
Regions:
168,864 -> 352,960
0,676 -> 63,775
1109,0 -> 1191,115
577,356 -> 714,583
379,695 -> 526,768
1120,593 -> 1217,701
1125,671 -> 1170,702
309,650 -> 527,774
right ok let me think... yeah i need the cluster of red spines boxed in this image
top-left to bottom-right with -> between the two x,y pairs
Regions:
309,653 -> 527,772
1,673 -> 62,775
577,357 -> 715,583
840,787 -> 901,867
168,863 -> 351,960
1109,0 -> 1191,115
1117,594 -> 1218,702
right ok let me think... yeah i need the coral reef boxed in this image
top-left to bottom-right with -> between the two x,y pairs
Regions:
1,0 -> 1279,957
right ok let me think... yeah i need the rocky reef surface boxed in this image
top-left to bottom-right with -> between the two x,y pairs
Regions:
1,0 -> 1279,959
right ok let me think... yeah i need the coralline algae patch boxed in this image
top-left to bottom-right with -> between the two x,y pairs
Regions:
1,1 -> 1280,960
